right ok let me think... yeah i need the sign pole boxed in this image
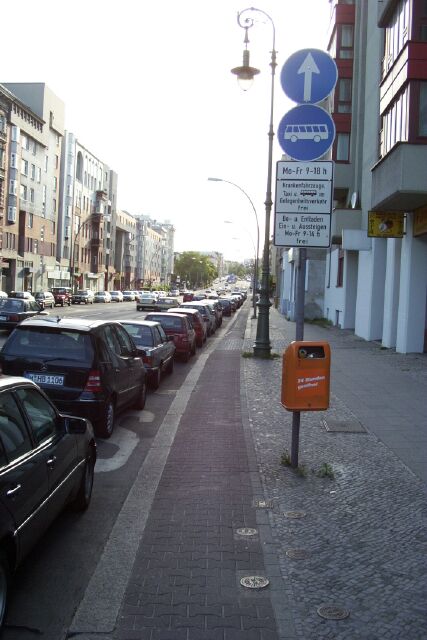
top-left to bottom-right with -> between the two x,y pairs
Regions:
291,247 -> 306,468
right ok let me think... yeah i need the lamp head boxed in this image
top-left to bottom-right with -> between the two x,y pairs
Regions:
231,49 -> 260,91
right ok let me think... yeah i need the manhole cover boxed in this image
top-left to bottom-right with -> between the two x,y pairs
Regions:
240,576 -> 269,589
286,548 -> 310,559
254,499 -> 274,509
283,510 -> 306,519
317,605 -> 350,620
236,527 -> 258,536
322,419 -> 366,433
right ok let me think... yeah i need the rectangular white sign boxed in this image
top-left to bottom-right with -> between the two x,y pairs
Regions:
274,212 -> 331,248
275,160 -> 333,214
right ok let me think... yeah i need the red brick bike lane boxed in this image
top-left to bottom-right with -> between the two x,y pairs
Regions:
113,346 -> 281,640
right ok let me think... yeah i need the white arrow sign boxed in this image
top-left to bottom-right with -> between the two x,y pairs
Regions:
297,52 -> 320,102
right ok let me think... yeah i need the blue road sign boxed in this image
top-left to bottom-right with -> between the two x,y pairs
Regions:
281,48 -> 338,105
277,104 -> 336,162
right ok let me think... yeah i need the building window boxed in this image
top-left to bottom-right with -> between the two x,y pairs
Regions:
21,158 -> 28,176
29,188 -> 35,204
381,87 -> 409,156
31,164 -> 36,180
20,184 -> 27,201
339,24 -> 354,58
53,176 -> 57,192
36,167 -> 41,183
53,198 -> 57,213
338,78 -> 352,113
335,133 -> 350,161
21,134 -> 29,150
27,213 -> 33,228
419,82 -> 427,136
383,0 -> 409,75
336,249 -> 344,287
44,155 -> 48,172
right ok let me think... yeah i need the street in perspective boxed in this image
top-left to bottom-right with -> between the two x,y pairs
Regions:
0,1 -> 427,639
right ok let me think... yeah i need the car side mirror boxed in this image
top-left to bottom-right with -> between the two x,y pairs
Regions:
62,415 -> 88,434
136,347 -> 147,356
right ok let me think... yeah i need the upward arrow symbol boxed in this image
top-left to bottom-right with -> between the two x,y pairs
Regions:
297,53 -> 320,102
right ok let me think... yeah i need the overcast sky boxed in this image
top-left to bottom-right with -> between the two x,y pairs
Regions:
3,0 -> 331,261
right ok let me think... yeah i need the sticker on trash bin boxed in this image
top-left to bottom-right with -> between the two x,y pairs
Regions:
236,527 -> 258,537
240,576 -> 270,589
296,371 -> 327,395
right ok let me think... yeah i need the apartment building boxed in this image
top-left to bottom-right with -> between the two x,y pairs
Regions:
114,210 -> 137,289
0,83 -> 64,292
150,220 -> 175,286
58,132 -> 117,292
278,0 -> 427,353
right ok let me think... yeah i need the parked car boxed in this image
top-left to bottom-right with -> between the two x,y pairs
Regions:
217,298 -> 232,317
94,290 -> 112,303
51,287 -> 72,307
179,301 -> 217,336
72,289 -> 94,305
120,320 -> 175,389
182,291 -> 194,302
169,289 -> 180,296
155,297 -> 181,311
136,291 -> 158,311
203,299 -> 223,328
8,291 -> 35,302
0,292 -> 7,299
0,316 -> 147,438
221,296 -> 237,312
122,291 -> 135,301
144,312 -> 196,362
167,307 -> 207,347
34,291 -> 55,309
110,291 -> 124,303
0,376 -> 96,631
0,298 -> 48,332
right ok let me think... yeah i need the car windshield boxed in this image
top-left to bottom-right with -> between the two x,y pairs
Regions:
0,299 -> 25,311
122,324 -> 154,347
77,290 -> 89,295
52,288 -> 69,294
2,328 -> 94,364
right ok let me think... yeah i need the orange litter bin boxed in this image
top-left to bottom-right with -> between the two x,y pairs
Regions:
281,341 -> 331,411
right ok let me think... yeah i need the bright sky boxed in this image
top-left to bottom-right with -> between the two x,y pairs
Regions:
3,0 -> 331,262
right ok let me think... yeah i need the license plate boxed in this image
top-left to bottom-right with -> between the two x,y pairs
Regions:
24,373 -> 64,386
0,316 -> 7,321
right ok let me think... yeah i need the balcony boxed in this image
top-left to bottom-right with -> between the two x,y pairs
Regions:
371,144 -> 427,211
90,237 -> 101,248
331,207 -> 362,244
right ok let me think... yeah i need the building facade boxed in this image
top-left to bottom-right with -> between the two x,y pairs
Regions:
0,83 -> 65,293
114,210 -> 137,289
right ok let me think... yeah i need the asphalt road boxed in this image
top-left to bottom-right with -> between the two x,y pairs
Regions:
0,299 -> 241,640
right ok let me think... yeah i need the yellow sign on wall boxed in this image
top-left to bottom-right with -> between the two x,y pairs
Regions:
414,205 -> 427,237
368,212 -> 404,238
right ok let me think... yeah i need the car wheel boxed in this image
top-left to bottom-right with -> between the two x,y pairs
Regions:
61,301 -> 64,307
151,367 -> 161,390
0,551 -> 10,631
134,380 -> 147,410
71,451 -> 95,511
97,400 -> 115,439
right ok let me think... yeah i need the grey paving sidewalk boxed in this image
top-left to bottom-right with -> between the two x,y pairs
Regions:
242,308 -> 427,640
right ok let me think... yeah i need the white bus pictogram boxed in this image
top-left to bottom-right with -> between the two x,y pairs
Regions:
284,123 -> 328,143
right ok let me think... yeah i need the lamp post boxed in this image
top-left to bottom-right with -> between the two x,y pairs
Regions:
208,177 -> 260,319
223,220 -> 258,318
231,7 -> 277,358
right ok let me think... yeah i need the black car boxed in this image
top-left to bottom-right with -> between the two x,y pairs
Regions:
120,320 -> 176,389
0,376 -> 96,630
0,317 -> 147,438
217,298 -> 232,317
0,298 -> 48,332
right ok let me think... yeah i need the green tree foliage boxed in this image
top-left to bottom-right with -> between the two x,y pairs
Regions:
227,261 -> 247,278
174,252 -> 218,289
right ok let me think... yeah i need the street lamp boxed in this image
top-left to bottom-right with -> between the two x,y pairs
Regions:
223,219 -> 258,318
231,7 -> 277,358
208,177 -> 260,319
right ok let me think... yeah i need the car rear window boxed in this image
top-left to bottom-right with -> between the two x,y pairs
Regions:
148,316 -> 183,330
3,328 -> 94,365
122,324 -> 154,347
0,299 -> 24,311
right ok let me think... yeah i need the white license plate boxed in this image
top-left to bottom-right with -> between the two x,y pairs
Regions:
0,316 -> 7,321
25,373 -> 64,386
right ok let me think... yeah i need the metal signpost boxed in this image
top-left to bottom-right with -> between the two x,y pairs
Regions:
276,48 -> 337,468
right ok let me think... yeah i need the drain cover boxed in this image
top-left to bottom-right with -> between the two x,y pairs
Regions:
322,419 -> 366,433
254,499 -> 274,509
240,576 -> 269,589
286,548 -> 310,559
236,527 -> 258,536
283,510 -> 306,519
317,605 -> 350,620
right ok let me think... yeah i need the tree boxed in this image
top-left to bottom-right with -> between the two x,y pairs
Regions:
174,252 -> 218,289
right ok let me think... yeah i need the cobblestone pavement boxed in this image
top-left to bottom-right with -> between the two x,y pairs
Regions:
242,308 -> 427,640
